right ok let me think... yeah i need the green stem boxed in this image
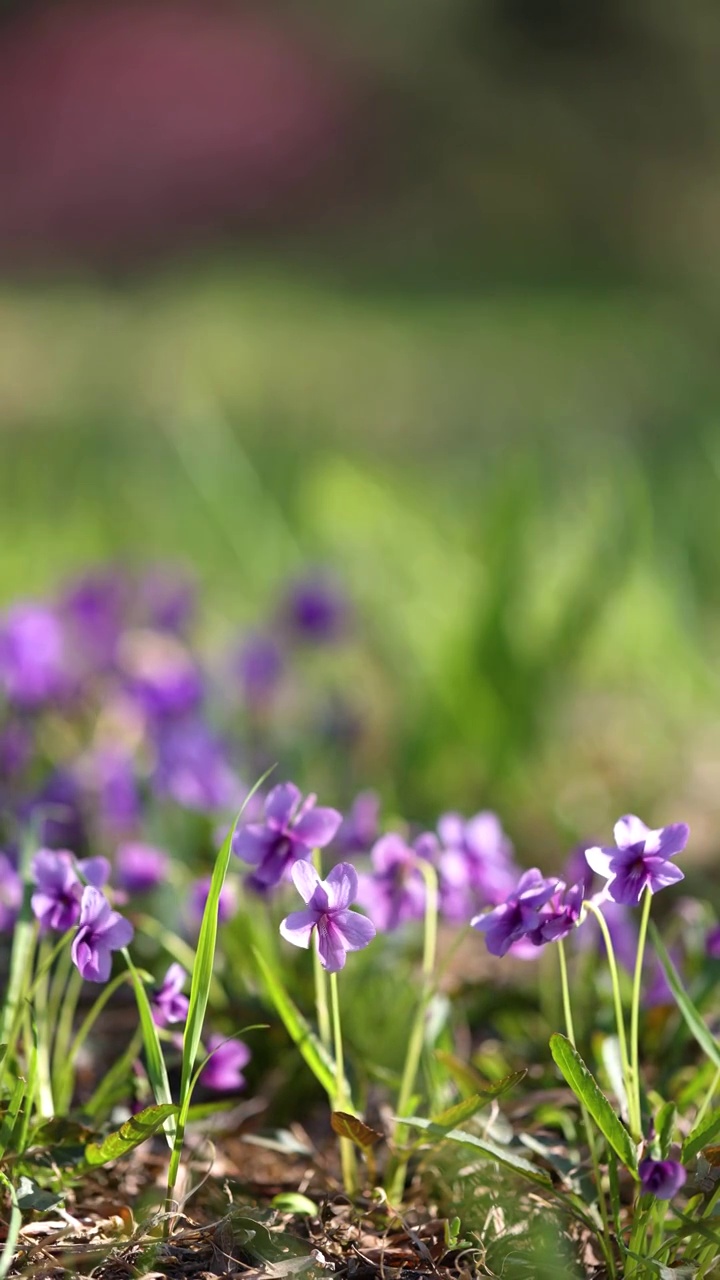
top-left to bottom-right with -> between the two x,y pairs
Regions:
329,971 -> 357,1196
693,1065 -> 720,1132
583,899 -> 637,1137
312,851 -> 331,1051
386,859 -> 439,1204
630,888 -> 652,1140
33,938 -> 55,1118
558,940 -> 617,1280
51,966 -> 83,1112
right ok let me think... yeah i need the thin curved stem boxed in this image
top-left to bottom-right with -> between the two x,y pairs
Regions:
630,888 -> 652,1138
583,899 -> 638,1137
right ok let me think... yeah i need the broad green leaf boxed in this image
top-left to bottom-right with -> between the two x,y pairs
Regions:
253,948 -> 341,1099
650,923 -> 720,1071
331,1112 -> 383,1149
549,1034 -> 638,1175
683,1106 -> 720,1163
430,1094 -> 491,1132
396,1114 -> 553,1188
599,1035 -> 628,1123
433,1051 -> 526,1101
271,1193 -> 319,1216
82,1104 -> 179,1169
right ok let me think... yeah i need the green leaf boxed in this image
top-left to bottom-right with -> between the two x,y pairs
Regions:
650,923 -> 720,1071
271,1193 -> 319,1216
81,1104 -> 179,1169
683,1106 -> 720,1163
396,1114 -> 553,1188
433,1052 -> 526,1101
0,1077 -> 26,1160
253,948 -> 340,1098
15,1177 -> 63,1213
549,1034 -> 638,1175
430,1094 -> 491,1132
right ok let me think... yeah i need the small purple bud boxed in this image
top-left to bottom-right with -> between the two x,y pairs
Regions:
639,1158 -> 686,1201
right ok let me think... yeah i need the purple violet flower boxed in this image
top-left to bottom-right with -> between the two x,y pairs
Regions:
533,881 -> 585,944
585,815 -> 689,907
31,850 -> 82,931
437,810 -> 518,923
153,718 -> 242,812
0,854 -> 23,932
281,574 -> 348,644
0,603 -> 69,709
70,886 -> 134,983
60,569 -> 127,670
280,861 -> 376,972
639,1158 -> 686,1201
233,782 -> 342,892
137,568 -> 196,635
336,790 -> 381,856
151,964 -> 189,1026
232,632 -> 284,707
357,832 -> 429,932
116,843 -> 169,895
121,631 -> 203,719
707,925 -> 720,960
200,1035 -> 251,1091
471,869 -> 560,957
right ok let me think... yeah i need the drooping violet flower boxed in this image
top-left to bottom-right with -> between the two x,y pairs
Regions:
71,886 -> 134,983
233,782 -> 342,892
356,832 -> 429,932
77,856 -> 112,888
471,869 -> 560,958
186,875 -> 237,928
280,861 -> 376,972
151,964 -> 189,1026
0,854 -> 23,932
116,843 -> 169,895
639,1158 -> 686,1200
232,632 -> 284,707
200,1035 -> 251,1091
281,574 -> 348,644
533,881 -> 585,944
0,603 -> 69,709
31,850 -> 82,931
436,810 -> 517,923
336,790 -> 380,856
585,816 -> 689,907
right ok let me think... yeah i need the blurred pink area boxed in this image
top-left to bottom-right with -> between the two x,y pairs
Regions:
0,2 -> 360,264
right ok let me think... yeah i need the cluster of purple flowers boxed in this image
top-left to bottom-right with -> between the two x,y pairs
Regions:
470,814 -> 690,958
31,849 -> 133,982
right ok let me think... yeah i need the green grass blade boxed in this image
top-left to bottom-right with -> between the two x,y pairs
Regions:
549,1034 -> 638,1175
0,1077 -> 26,1160
123,951 -> 174,1145
649,922 -> 720,1071
167,772 -> 271,1197
0,1171 -> 21,1280
253,947 -> 340,1098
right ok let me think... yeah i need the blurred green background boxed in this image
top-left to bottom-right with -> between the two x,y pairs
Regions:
3,0 -> 720,865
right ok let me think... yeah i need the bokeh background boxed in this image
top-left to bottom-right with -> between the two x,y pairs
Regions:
3,0 -> 720,869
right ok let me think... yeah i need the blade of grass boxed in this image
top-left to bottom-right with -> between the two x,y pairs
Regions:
253,947 -> 340,1098
123,951 -> 174,1145
649,923 -> 720,1072
167,772 -> 271,1200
